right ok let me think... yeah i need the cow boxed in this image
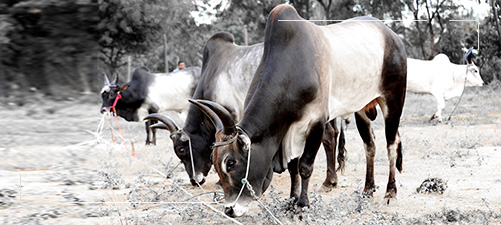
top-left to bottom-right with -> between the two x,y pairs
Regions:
189,4 -> 407,217
145,32 -> 348,188
100,66 -> 201,145
144,33 -> 263,185
407,51 -> 484,121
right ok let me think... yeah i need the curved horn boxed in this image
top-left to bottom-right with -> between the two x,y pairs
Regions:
150,122 -> 169,130
144,113 -> 180,133
465,47 -> 474,64
191,99 -> 236,137
103,73 -> 111,85
112,71 -> 119,84
188,99 -> 223,132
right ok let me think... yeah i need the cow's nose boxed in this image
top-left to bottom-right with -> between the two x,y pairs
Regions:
225,206 -> 235,217
100,108 -> 106,114
190,178 -> 206,186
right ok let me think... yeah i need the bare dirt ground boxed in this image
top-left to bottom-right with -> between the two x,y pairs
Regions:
1,84 -> 500,224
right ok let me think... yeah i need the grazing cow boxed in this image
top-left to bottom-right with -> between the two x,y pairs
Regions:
145,32 -> 348,187
145,33 -> 263,185
407,51 -> 484,121
190,4 -> 406,217
100,66 -> 201,145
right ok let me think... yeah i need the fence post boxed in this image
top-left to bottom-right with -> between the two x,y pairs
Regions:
244,25 -> 248,46
164,33 -> 168,73
127,55 -> 131,81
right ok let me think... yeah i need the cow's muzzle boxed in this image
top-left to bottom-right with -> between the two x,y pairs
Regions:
225,206 -> 235,217
190,177 -> 206,186
224,203 -> 247,217
100,107 -> 108,114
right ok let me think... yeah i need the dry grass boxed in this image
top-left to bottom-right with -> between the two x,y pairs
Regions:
0,82 -> 500,224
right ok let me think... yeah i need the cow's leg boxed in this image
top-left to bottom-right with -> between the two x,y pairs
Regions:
144,120 -> 157,145
287,158 -> 301,203
297,121 -> 325,208
431,92 -> 445,122
322,120 -> 338,189
151,120 -> 157,145
377,97 -> 404,203
354,110 -> 377,196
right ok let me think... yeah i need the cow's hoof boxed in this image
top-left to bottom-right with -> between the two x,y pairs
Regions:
363,184 -> 378,197
384,189 -> 397,205
295,206 -> 304,215
286,201 -> 296,212
145,141 -> 156,146
320,180 -> 337,192
383,195 -> 398,205
297,197 -> 309,209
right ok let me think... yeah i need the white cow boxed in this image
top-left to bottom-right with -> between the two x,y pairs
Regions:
407,53 -> 484,121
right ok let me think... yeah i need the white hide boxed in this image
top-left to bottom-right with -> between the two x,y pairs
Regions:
136,70 -> 199,121
210,43 -> 264,120
280,20 -> 387,166
407,53 -> 484,120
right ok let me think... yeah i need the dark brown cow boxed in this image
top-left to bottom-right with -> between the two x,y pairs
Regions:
146,32 -> 348,187
191,4 -> 406,217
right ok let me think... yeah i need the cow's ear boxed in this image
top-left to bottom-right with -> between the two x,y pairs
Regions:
120,85 -> 129,91
465,47 -> 474,64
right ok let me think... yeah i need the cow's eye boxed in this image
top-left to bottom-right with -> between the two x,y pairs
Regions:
226,160 -> 235,171
178,148 -> 185,153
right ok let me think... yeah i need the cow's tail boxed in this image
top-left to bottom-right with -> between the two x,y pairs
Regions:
336,128 -> 346,173
396,141 -> 403,173
336,119 -> 349,173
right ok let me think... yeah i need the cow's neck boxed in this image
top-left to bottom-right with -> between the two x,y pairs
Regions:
450,64 -> 469,87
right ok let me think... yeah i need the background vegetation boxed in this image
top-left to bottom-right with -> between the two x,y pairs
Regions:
0,0 -> 499,102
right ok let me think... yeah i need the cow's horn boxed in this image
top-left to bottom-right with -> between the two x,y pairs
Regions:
150,122 -> 169,130
196,99 -> 236,137
144,113 -> 180,133
111,71 -> 119,84
465,47 -> 474,64
188,99 -> 229,135
103,73 -> 111,85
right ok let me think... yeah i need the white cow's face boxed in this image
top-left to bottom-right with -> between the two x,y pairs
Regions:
466,62 -> 484,87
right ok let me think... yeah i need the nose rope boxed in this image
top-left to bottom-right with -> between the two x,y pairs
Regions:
105,92 -> 122,117
188,136 -> 206,193
446,65 -> 469,122
231,138 -> 252,207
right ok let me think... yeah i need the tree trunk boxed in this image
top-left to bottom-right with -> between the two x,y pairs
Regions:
491,0 -> 501,48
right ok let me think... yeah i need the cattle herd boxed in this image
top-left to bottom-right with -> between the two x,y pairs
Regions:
100,4 -> 485,218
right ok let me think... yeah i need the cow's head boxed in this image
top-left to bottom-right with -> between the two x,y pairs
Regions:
100,73 -> 129,114
189,99 -> 273,218
144,113 -> 212,186
465,50 -> 484,87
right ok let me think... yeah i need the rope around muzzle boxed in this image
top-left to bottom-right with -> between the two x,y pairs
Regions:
188,136 -> 206,192
446,65 -> 469,123
213,129 -> 283,224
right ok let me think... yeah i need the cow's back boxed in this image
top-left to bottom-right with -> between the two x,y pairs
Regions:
407,55 -> 453,95
406,58 -> 435,93
144,67 -> 201,116
191,32 -> 263,121
318,18 -> 406,119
